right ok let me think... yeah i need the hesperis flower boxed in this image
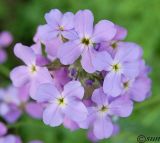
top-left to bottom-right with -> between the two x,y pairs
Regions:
8,9 -> 152,142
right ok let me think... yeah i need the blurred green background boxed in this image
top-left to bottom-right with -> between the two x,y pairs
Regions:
0,0 -> 160,143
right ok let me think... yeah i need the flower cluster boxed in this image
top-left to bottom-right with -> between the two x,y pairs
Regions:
0,85 -> 44,143
0,31 -> 13,63
10,9 -> 151,141
0,85 -> 43,123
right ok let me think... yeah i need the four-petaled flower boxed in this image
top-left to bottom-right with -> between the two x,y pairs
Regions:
10,43 -> 52,98
58,10 -> 116,73
93,42 -> 142,97
34,81 -> 88,127
79,88 -> 133,139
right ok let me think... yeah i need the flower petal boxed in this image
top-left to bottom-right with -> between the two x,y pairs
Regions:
61,12 -> 74,30
4,105 -> 22,123
34,83 -> 60,102
38,25 -> 58,41
63,81 -> 84,99
25,102 -> 43,119
93,117 -> 113,139
115,42 -> 142,62
81,48 -> 96,73
64,99 -> 88,122
61,30 -> 78,40
43,104 -> 64,127
45,9 -> 62,27
0,49 -> 7,63
123,62 -> 139,78
130,76 -> 151,102
58,41 -> 82,65
45,37 -> 62,59
0,31 -> 13,47
14,43 -> 36,65
92,20 -> 116,42
0,122 -> 7,136
109,96 -> 133,117
29,67 -> 53,99
113,25 -> 127,40
78,107 -> 96,129
93,51 -> 113,71
75,10 -> 94,37
10,66 -> 30,87
103,72 -> 122,97
92,88 -> 109,105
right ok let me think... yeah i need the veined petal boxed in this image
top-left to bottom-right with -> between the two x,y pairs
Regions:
63,81 -> 84,99
103,72 -> 122,97
92,20 -> 116,42
130,76 -> 151,102
29,66 -> 53,99
38,25 -> 58,41
10,66 -> 30,87
64,99 -> 88,122
92,51 -> 113,71
62,30 -> 78,40
92,88 -> 109,105
78,107 -> 96,129
14,43 -> 36,65
45,37 -> 62,59
93,117 -> 113,139
115,42 -> 142,62
58,41 -> 82,65
45,9 -> 62,27
43,104 -> 64,127
108,96 -> 133,117
34,83 -> 60,102
25,102 -> 43,119
61,12 -> 74,30
113,25 -> 127,40
75,10 -> 94,37
81,48 -> 96,73
123,62 -> 139,78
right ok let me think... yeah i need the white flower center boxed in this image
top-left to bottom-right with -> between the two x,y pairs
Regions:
81,37 -> 93,47
56,96 -> 68,108
111,63 -> 122,73
98,105 -> 109,117
29,64 -> 38,74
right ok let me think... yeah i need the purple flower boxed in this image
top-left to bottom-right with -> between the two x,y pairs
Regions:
0,122 -> 7,137
34,81 -> 88,127
113,25 -> 127,41
58,9 -> 116,73
51,67 -> 71,91
38,9 -> 75,59
34,25 -> 61,61
0,135 -> 21,143
0,49 -> 7,63
93,42 -> 142,97
10,43 -> 53,98
79,88 -> 133,139
39,9 -> 75,41
0,86 -> 22,123
0,31 -> 13,63
0,31 -> 13,47
63,117 -> 79,131
31,43 -> 49,66
25,101 -> 43,119
122,61 -> 151,102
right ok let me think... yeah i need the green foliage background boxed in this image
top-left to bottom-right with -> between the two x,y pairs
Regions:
0,0 -> 160,143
